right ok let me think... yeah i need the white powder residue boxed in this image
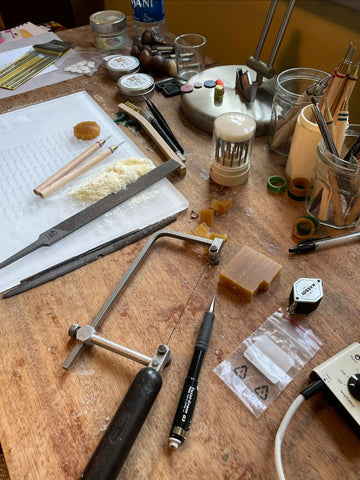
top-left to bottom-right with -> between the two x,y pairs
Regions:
70,157 -> 154,202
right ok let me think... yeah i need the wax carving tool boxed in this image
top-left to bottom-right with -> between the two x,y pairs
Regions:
118,102 -> 186,174
143,97 -> 184,154
33,137 -> 110,196
63,230 -> 224,478
3,215 -> 176,298
125,101 -> 185,161
0,159 -> 180,269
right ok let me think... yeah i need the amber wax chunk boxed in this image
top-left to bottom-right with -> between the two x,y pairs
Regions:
200,208 -> 214,226
219,246 -> 282,301
73,121 -> 101,140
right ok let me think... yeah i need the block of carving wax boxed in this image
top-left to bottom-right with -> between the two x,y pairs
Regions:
219,246 -> 282,301
200,208 -> 214,226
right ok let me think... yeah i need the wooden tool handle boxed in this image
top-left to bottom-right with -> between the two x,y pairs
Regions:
36,146 -> 116,198
118,102 -> 186,175
33,141 -> 103,194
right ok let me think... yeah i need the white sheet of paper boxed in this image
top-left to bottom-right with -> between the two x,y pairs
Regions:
0,91 -> 188,292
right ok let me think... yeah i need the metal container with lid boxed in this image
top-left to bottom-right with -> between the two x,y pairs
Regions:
90,10 -> 127,51
117,73 -> 155,101
105,55 -> 140,81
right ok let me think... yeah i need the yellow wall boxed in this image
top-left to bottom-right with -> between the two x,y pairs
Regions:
107,1 -> 360,121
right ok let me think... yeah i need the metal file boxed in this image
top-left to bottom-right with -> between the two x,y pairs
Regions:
0,159 -> 180,269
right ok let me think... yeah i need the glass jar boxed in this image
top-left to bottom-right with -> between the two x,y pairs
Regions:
90,10 -> 127,51
305,125 -> 360,228
269,67 -> 329,156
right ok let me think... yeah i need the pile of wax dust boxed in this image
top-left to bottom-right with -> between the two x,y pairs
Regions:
70,157 -> 154,202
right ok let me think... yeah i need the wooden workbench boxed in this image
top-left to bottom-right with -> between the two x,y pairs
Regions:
0,26 -> 359,480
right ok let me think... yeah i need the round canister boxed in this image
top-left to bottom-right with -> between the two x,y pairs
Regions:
105,55 -> 140,81
117,73 -> 155,101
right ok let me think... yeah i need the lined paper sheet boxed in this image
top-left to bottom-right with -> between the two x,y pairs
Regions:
0,91 -> 188,292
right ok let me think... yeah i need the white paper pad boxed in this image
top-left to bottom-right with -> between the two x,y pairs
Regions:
0,91 -> 188,292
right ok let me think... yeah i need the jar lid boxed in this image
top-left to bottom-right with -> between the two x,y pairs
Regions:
90,10 -> 126,34
106,55 -> 140,77
117,73 -> 155,97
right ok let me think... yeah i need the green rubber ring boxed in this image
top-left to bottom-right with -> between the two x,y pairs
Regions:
296,215 -> 320,235
267,175 -> 287,193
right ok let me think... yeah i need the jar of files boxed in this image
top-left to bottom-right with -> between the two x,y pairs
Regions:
269,67 -> 329,156
306,125 -> 360,228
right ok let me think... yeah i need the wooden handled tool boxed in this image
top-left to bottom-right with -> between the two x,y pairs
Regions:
118,102 -> 186,175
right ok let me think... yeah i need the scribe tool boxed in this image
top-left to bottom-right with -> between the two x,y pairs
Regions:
0,159 -> 180,269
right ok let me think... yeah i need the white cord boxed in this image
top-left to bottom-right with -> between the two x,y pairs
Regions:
274,394 -> 305,480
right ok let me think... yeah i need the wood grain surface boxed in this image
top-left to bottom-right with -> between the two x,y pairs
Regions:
0,25 -> 359,480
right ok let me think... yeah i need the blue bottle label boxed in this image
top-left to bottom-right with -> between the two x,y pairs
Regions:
131,0 -> 165,23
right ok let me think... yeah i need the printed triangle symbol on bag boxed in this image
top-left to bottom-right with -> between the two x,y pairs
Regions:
233,365 -> 248,379
254,385 -> 269,401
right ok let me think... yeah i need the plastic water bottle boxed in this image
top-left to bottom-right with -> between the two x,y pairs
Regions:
131,0 -> 166,40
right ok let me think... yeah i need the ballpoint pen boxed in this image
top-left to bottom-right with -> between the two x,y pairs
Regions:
168,296 -> 216,450
289,231 -> 360,254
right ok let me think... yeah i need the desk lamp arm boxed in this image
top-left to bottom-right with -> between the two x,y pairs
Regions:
238,0 -> 296,101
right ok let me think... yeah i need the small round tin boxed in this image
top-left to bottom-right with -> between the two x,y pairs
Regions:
89,10 -> 127,51
106,55 -> 140,81
117,73 -> 155,101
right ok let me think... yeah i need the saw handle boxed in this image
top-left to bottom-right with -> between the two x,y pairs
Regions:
79,367 -> 162,480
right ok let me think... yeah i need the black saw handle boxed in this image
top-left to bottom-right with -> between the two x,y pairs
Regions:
79,367 -> 162,480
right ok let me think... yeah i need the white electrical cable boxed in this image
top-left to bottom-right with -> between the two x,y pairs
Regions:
274,394 -> 305,480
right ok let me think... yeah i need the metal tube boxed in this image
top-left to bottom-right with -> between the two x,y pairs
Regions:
253,0 -> 279,60
267,0 -> 296,68
91,334 -> 152,366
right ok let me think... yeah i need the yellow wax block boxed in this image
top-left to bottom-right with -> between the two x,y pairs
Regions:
191,222 -> 212,238
210,232 -> 228,241
200,208 -> 214,226
211,198 -> 232,215
219,246 -> 282,301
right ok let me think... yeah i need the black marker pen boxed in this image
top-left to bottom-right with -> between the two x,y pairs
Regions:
168,296 -> 216,449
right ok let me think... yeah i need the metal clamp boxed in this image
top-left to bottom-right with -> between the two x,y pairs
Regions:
68,324 -> 171,372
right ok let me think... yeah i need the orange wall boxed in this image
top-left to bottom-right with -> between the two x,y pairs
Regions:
107,1 -> 360,121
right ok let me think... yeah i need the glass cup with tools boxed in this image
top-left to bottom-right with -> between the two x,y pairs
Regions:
210,112 -> 256,187
269,67 -> 330,156
305,125 -> 360,228
174,33 -> 206,84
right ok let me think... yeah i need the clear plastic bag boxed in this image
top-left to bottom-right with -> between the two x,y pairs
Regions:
214,308 -> 322,417
56,47 -> 104,76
